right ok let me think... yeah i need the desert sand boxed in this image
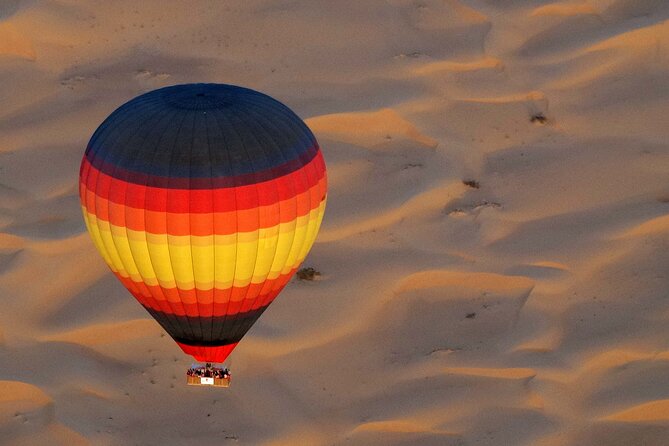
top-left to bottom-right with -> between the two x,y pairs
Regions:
1,0 -> 668,444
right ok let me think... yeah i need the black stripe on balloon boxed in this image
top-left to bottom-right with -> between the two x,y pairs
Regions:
143,304 -> 270,346
85,143 -> 319,189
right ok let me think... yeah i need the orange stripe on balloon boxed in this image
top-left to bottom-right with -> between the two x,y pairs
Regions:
115,269 -> 296,317
81,176 -> 326,236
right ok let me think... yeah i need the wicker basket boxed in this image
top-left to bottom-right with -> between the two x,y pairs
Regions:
186,375 -> 231,387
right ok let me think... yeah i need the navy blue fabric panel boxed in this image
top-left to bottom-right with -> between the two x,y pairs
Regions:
86,144 -> 319,189
86,84 -> 316,180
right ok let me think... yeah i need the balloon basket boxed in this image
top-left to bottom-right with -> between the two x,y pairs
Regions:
186,363 -> 231,388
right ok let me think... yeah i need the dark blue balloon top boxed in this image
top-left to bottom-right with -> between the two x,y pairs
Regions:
84,83 -> 318,189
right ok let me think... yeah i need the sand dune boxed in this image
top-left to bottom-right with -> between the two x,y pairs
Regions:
41,319 -> 162,348
442,366 -> 536,380
620,213 -> 669,237
0,380 -> 87,446
306,108 -> 438,149
604,400 -> 669,422
0,0 -> 667,444
532,3 -> 599,17
0,22 -> 35,60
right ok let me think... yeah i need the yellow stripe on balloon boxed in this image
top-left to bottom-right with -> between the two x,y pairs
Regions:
300,197 -> 327,261
81,210 -> 115,269
81,200 -> 326,290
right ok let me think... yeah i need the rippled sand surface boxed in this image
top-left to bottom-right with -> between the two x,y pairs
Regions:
1,1 -> 668,444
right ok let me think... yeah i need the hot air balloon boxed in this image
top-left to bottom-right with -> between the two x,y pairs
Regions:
79,84 -> 327,385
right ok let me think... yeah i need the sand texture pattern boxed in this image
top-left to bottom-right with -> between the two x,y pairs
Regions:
0,0 -> 668,444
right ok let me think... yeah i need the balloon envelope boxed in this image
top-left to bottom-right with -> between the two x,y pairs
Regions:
79,83 -> 327,363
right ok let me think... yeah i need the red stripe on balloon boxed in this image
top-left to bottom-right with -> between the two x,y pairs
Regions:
114,270 -> 295,317
80,150 -> 326,213
81,175 -> 326,236
176,342 -> 238,363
